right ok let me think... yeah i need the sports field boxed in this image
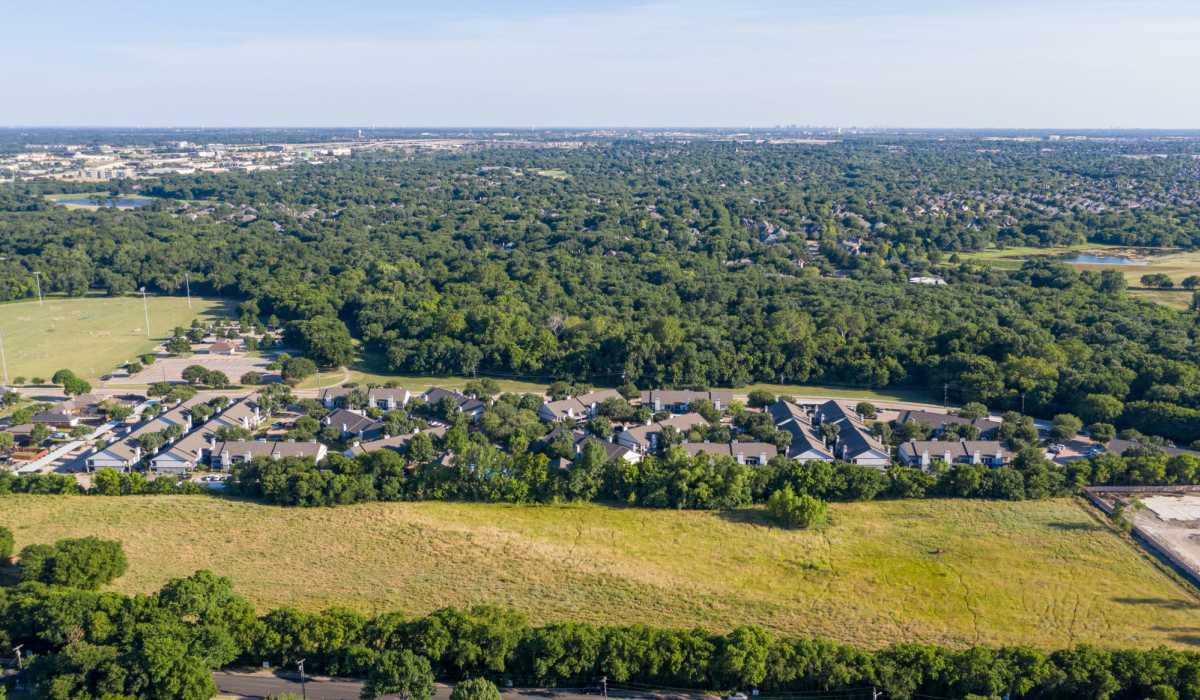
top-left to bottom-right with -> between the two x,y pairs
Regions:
0,296 -> 232,382
2,495 -> 1196,650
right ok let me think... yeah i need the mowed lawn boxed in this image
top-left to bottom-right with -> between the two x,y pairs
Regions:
2,495 -> 1197,650
0,296 -> 231,381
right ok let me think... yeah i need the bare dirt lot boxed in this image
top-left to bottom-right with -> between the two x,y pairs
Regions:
106,354 -> 279,385
1135,494 -> 1200,579
1087,487 -> 1200,587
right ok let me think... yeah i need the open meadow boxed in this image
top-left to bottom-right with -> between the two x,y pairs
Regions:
960,245 -> 1200,309
2,494 -> 1197,650
0,296 -> 232,382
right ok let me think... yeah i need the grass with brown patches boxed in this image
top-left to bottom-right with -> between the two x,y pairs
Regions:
2,495 -> 1197,650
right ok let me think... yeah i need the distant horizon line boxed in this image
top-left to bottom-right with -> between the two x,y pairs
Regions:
3,125 -> 1200,133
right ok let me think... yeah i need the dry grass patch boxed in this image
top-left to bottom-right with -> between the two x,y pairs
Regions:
2,495 -> 1197,650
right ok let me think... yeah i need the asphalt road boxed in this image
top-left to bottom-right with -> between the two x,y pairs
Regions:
213,673 -> 660,700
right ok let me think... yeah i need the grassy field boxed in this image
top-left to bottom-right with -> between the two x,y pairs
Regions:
959,245 -> 1200,309
43,192 -> 159,210
0,296 -> 232,381
2,495 -> 1196,650
957,242 -> 1121,263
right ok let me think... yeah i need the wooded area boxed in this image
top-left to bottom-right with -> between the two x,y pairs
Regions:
3,138 -> 1200,441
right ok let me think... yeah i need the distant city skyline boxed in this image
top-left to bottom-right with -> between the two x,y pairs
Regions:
3,0 -> 1199,128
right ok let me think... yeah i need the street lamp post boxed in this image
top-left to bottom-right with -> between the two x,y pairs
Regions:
297,658 -> 307,700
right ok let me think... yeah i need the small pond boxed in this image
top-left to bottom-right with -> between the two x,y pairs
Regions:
1063,254 -> 1148,266
55,196 -> 152,209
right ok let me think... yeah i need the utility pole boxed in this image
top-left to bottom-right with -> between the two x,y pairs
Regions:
943,382 -> 948,409
297,658 -> 307,700
140,287 -> 151,338
33,271 -> 43,305
0,329 -> 9,386
872,687 -> 882,700
601,676 -> 608,700
185,272 -> 192,308
13,643 -> 24,670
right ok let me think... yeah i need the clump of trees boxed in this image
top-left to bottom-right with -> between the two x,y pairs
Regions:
51,368 -> 91,396
16,536 -> 127,589
0,525 -> 13,563
225,435 -> 1200,511
182,364 -> 231,388
4,561 -> 1200,699
0,469 -> 203,497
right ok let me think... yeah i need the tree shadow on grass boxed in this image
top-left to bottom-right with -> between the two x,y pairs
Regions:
1171,635 -> 1200,646
1047,521 -> 1105,532
1112,597 -> 1200,610
715,508 -> 777,528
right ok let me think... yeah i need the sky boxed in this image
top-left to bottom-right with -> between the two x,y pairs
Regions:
3,0 -> 1199,128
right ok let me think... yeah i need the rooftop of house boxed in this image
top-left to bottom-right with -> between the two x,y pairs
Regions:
899,439 -> 1013,461
680,441 -> 779,460
640,388 -> 734,405
214,440 -> 325,459
324,408 -> 383,434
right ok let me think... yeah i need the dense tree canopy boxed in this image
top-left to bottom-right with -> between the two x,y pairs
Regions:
2,137 -> 1199,438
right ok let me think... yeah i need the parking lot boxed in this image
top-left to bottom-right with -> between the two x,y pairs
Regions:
106,354 -> 279,385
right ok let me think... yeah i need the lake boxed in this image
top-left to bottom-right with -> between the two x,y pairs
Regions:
1063,253 -> 1148,266
55,196 -> 152,209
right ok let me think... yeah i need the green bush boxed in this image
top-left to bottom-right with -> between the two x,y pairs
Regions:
450,677 -> 501,700
767,486 -> 829,529
0,525 -> 13,562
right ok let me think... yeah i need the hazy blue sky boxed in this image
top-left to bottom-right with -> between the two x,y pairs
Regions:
3,0 -> 1198,127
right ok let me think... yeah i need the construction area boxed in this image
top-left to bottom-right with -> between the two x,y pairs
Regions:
1086,486 -> 1200,587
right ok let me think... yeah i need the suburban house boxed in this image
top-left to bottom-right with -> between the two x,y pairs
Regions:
322,385 -> 412,411
537,426 -> 643,464
897,440 -> 1013,469
60,393 -> 110,419
640,389 -> 733,414
322,408 -> 385,440
343,425 -> 447,458
211,440 -> 327,470
421,387 -> 485,420
538,388 -> 622,422
680,441 -> 778,465
319,386 -> 355,409
208,340 -> 238,355
86,399 -> 200,471
811,400 -> 891,466
768,399 -> 889,466
367,387 -> 411,411
1097,438 -> 1199,460
769,399 -> 835,461
896,410 -> 1001,440
31,409 -> 81,428
148,396 -> 267,474
616,412 -> 710,454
